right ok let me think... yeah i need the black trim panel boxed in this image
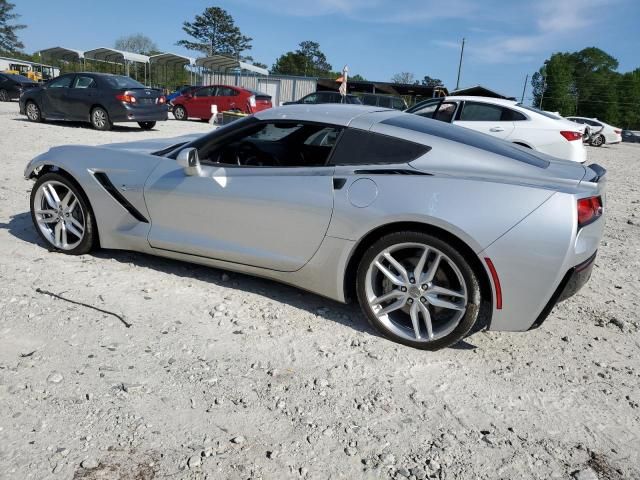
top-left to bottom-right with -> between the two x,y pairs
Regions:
93,172 -> 149,223
353,169 -> 432,176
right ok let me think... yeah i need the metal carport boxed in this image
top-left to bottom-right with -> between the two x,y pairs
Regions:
148,53 -> 195,89
84,47 -> 150,82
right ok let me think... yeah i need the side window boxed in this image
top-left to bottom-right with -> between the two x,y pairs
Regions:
502,108 -> 527,121
195,87 -> 215,97
72,76 -> 95,89
217,87 -> 237,96
329,128 -> 430,166
378,96 -> 393,108
302,93 -> 318,104
360,95 -> 376,106
411,99 -> 443,118
434,102 -> 457,122
48,76 -> 74,89
459,102 -> 503,121
200,121 -> 343,167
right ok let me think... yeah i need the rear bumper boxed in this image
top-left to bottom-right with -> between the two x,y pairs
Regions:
109,103 -> 168,123
528,252 -> 597,330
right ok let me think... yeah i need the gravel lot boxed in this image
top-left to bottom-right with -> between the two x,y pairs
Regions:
1,101 -> 639,480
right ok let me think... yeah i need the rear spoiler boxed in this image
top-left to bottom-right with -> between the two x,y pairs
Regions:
585,163 -> 606,183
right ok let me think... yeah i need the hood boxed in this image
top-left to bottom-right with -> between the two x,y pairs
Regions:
100,133 -> 205,155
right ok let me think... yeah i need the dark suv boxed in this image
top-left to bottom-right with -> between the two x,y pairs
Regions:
359,93 -> 407,110
284,91 -> 362,105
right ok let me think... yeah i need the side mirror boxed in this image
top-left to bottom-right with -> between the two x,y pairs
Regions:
177,148 -> 201,176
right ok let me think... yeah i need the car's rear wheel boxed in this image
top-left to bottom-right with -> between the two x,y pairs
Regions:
30,173 -> 96,255
173,105 -> 187,121
591,134 -> 605,147
91,107 -> 112,131
0,89 -> 9,102
138,121 -> 156,130
26,101 -> 42,122
356,231 -> 481,350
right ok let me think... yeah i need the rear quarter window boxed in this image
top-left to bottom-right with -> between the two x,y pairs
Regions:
330,128 -> 430,165
383,114 -> 550,168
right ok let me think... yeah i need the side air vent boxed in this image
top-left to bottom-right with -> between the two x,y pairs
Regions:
93,172 -> 149,223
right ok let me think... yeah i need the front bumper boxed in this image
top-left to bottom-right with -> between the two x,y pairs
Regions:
528,252 -> 597,330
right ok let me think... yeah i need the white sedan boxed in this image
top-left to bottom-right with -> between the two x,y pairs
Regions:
565,116 -> 622,147
406,96 -> 587,163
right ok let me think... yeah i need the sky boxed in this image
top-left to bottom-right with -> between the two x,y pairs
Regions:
13,0 -> 640,103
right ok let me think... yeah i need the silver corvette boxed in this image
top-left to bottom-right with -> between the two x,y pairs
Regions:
24,105 -> 606,350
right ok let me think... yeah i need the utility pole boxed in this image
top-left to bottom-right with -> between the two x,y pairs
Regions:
455,37 -> 465,90
520,74 -> 528,103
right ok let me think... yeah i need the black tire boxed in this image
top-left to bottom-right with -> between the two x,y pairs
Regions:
138,121 -> 156,130
0,89 -> 9,102
25,101 -> 43,122
30,172 -> 97,255
90,106 -> 112,131
356,231 -> 482,350
173,105 -> 187,121
592,134 -> 605,147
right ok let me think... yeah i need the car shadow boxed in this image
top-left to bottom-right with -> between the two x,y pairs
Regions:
0,212 -> 376,338
11,117 -> 157,132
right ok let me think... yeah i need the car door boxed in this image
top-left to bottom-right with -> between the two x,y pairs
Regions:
189,86 -> 216,118
454,101 -> 515,139
216,86 -> 240,112
67,75 -> 97,120
143,120 -> 340,271
42,74 -> 75,118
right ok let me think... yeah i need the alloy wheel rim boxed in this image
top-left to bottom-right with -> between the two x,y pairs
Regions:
0,90 -> 7,101
27,103 -> 38,120
93,109 -> 106,128
175,107 -> 184,119
365,242 -> 468,343
33,180 -> 86,250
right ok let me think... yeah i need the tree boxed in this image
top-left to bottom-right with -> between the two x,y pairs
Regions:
271,41 -> 332,77
0,0 -> 25,53
391,72 -> 415,84
177,7 -> 252,58
420,75 -> 443,87
114,34 -> 158,54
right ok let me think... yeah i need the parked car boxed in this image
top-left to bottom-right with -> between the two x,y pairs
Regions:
171,85 -> 272,120
0,72 -> 39,101
283,91 -> 362,105
359,93 -> 407,110
621,130 -> 640,143
166,85 -> 197,104
19,72 -> 168,131
566,116 -> 622,146
24,104 -> 606,350
406,96 -> 587,162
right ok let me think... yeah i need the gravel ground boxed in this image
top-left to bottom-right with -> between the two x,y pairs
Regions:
0,101 -> 639,480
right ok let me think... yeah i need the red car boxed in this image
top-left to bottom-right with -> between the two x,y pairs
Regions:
171,85 -> 272,120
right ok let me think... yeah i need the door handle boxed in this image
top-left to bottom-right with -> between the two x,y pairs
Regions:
489,126 -> 504,132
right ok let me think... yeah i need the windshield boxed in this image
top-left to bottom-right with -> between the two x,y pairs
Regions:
3,73 -> 33,83
516,104 -> 562,120
103,75 -> 145,89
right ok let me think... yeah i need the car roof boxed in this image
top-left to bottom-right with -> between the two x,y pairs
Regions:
443,96 -> 519,106
254,104 -> 390,126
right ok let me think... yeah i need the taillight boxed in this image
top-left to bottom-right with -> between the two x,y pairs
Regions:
614,129 -> 621,135
157,96 -> 166,104
249,95 -> 256,108
577,196 -> 603,228
560,131 -> 582,141
116,94 -> 136,104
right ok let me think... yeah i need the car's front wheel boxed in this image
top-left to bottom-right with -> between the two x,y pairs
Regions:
91,107 -> 112,131
30,173 -> 96,255
591,134 -> 605,147
356,231 -> 481,350
0,89 -> 9,102
138,121 -> 156,130
173,105 -> 187,121
25,101 -> 43,122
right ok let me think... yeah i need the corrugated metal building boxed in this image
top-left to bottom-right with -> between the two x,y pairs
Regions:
202,72 -> 317,106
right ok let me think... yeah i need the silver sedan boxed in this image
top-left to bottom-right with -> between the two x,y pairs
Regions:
24,105 -> 606,350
